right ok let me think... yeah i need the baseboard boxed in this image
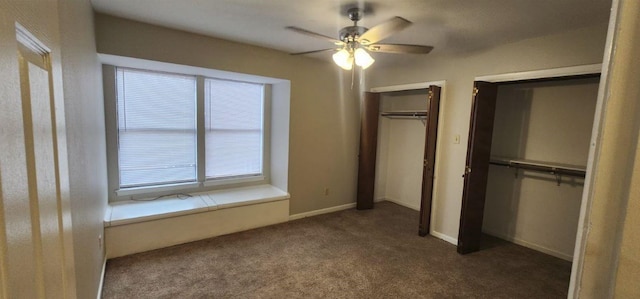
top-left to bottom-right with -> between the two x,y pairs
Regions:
384,197 -> 420,211
289,202 -> 356,221
483,229 -> 573,261
430,230 -> 458,245
96,256 -> 107,299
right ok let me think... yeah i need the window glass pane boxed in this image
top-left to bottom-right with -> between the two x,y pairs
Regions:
205,78 -> 263,179
116,68 -> 197,187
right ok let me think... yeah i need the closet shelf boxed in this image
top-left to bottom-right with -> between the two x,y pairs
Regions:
380,110 -> 427,120
489,157 -> 586,185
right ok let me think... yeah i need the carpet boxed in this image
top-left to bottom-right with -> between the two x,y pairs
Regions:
102,201 -> 571,298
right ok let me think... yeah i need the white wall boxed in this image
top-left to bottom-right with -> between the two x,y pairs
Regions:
376,92 -> 429,210
370,23 -> 608,242
482,78 -> 599,260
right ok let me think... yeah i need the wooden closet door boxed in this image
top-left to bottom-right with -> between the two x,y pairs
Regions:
357,92 -> 380,210
419,86 -> 441,236
457,81 -> 498,254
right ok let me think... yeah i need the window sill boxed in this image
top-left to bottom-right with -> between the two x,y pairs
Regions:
115,182 -> 200,197
104,184 -> 290,227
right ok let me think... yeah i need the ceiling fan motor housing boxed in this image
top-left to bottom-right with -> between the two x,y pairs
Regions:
339,26 -> 368,43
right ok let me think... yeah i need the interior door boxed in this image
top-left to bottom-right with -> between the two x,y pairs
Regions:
457,81 -> 499,254
0,24 -> 75,297
419,86 -> 441,236
357,92 -> 380,210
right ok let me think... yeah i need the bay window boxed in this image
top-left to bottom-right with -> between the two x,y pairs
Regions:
105,65 -> 267,199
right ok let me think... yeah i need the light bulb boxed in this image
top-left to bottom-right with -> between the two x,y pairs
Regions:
332,49 -> 353,70
354,48 -> 375,69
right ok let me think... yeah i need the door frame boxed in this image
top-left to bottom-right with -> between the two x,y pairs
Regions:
465,63 -> 603,297
370,80 -> 446,237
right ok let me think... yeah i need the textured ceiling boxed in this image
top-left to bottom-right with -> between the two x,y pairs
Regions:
91,0 -> 612,63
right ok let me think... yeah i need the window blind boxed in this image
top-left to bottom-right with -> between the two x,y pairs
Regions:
116,68 -> 197,187
205,79 -> 264,179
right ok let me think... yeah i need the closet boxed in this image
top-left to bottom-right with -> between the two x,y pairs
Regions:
458,75 -> 600,259
357,85 -> 441,236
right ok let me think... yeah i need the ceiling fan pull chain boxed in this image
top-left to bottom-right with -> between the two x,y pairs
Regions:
351,65 -> 355,90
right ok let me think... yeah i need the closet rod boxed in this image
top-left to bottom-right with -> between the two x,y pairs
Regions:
380,111 -> 427,123
489,158 -> 586,185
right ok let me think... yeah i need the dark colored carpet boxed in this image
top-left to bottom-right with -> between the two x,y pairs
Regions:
102,201 -> 571,298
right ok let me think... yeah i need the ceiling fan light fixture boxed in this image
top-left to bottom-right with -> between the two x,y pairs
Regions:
354,48 -> 375,69
287,10 -> 433,69
332,49 -> 353,70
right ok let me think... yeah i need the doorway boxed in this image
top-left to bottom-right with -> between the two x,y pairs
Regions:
357,82 -> 443,236
458,67 -> 601,255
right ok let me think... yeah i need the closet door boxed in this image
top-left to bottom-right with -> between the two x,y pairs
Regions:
419,86 -> 441,236
357,92 -> 380,210
457,81 -> 498,254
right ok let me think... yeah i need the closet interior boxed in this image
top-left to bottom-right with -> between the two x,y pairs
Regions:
375,89 -> 430,210
357,85 -> 441,235
458,75 -> 600,259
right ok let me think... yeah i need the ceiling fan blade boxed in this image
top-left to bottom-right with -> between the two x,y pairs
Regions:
358,17 -> 412,45
290,48 -> 337,56
285,26 -> 343,45
366,44 -> 434,54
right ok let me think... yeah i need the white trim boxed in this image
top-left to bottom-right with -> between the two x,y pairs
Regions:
116,182 -> 200,197
430,230 -> 458,245
15,22 -> 51,54
569,1 -> 620,298
483,229 -> 573,261
98,54 -> 287,84
370,80 -> 446,93
289,203 -> 356,221
475,64 -> 602,83
106,184 -> 289,227
96,257 -> 107,299
203,175 -> 265,187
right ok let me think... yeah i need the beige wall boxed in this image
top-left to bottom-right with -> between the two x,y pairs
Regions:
94,14 -> 361,215
369,23 -> 609,241
0,0 -> 106,297
58,0 -> 108,298
576,0 -> 640,297
483,78 -> 599,260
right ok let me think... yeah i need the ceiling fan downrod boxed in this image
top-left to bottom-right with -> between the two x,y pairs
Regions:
339,8 -> 368,44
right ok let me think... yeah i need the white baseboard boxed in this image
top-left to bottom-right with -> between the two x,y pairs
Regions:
96,256 -> 106,299
483,229 -> 573,261
430,230 -> 458,245
289,202 -> 356,221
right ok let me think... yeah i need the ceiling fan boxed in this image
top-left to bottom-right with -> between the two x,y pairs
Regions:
286,8 -> 433,70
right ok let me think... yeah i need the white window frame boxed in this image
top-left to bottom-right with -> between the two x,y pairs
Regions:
102,57 -> 278,202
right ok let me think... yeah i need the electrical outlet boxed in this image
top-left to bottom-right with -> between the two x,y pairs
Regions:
454,134 -> 461,144
324,187 -> 329,196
